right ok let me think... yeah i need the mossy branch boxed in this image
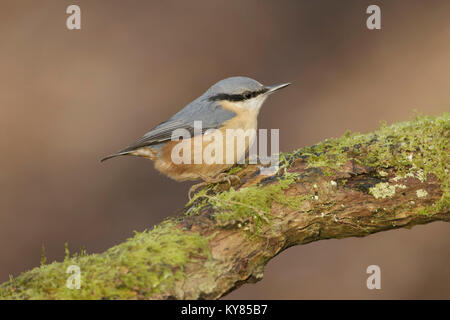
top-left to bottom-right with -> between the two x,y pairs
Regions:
1,114 -> 449,299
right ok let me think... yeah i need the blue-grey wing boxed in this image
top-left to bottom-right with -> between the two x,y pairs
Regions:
116,99 -> 236,154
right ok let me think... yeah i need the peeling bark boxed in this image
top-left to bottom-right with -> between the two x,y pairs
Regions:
1,115 -> 448,300
171,160 -> 447,299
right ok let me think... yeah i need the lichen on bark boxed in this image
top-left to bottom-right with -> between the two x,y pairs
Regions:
0,113 -> 448,300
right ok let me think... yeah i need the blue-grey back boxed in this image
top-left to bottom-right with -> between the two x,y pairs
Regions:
115,76 -> 263,153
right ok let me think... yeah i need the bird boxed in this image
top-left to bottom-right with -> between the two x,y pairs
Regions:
101,76 -> 290,197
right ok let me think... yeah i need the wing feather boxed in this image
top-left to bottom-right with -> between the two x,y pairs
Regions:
100,100 -> 236,162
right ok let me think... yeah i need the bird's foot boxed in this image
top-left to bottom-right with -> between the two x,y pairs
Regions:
188,173 -> 241,200
188,182 -> 208,200
213,173 -> 241,186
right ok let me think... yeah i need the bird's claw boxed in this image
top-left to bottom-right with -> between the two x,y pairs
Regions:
188,174 -> 241,200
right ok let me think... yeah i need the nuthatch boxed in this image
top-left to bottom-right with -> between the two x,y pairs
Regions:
101,76 -> 290,196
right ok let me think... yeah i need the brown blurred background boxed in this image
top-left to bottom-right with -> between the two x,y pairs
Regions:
0,0 -> 449,299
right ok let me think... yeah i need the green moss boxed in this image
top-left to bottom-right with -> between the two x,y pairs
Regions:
2,113 -> 448,299
227,165 -> 245,175
186,187 -> 211,213
190,113 -> 449,229
64,243 -> 70,261
301,130 -> 368,174
368,114 -> 449,214
40,245 -> 46,267
199,171 -> 307,233
0,220 -> 211,299
292,113 -> 449,214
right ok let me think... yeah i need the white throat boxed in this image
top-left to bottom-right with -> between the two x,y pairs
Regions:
236,95 -> 268,112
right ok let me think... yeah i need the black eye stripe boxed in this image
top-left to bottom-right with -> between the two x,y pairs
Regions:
209,88 -> 268,102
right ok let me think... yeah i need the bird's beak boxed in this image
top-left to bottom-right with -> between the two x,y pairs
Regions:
265,82 -> 291,94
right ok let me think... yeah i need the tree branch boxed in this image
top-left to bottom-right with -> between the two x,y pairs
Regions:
1,114 -> 449,299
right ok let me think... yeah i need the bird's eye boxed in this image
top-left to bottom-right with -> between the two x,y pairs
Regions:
243,92 -> 252,99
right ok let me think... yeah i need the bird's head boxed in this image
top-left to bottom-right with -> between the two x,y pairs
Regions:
205,76 -> 290,111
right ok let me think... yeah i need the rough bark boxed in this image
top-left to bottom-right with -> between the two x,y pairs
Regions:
1,114 -> 448,300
